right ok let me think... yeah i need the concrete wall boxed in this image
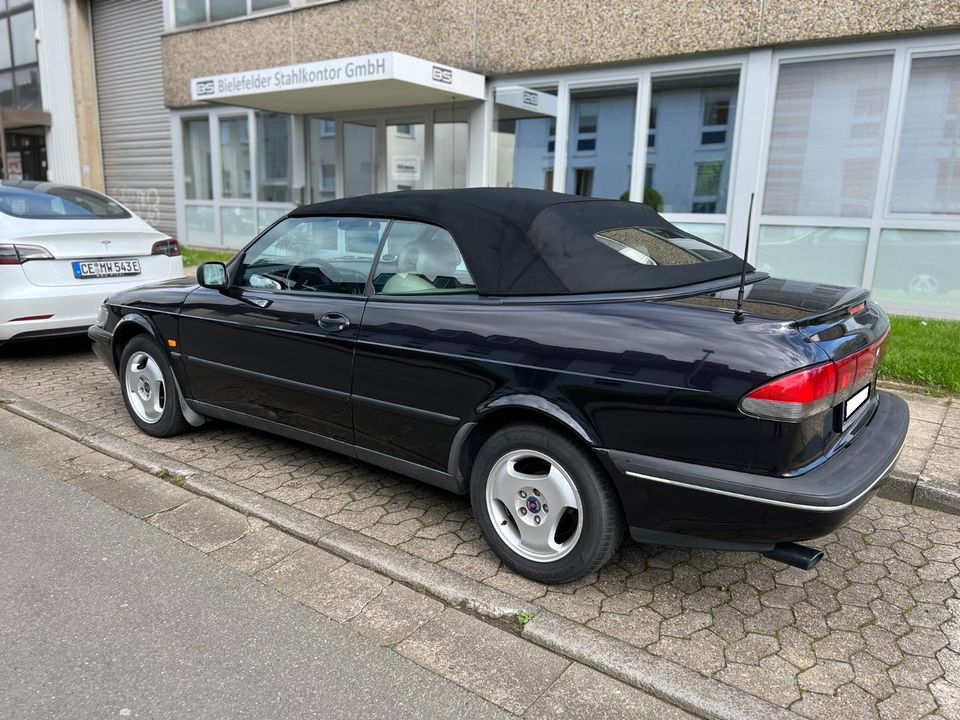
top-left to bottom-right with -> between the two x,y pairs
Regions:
161,0 -> 960,108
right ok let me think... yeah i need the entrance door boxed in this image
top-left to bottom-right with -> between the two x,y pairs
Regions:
384,117 -> 426,192
342,120 -> 377,197
321,114 -> 432,198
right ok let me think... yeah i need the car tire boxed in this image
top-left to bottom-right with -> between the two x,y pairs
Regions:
119,335 -> 191,438
470,423 -> 625,584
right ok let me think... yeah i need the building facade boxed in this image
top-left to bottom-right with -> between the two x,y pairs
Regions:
0,0 -> 103,191
89,1 -> 960,318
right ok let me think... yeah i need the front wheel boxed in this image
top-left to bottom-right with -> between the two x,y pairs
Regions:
119,335 -> 190,438
470,423 -> 625,584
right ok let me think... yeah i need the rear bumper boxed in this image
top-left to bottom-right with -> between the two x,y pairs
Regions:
597,391 -> 910,551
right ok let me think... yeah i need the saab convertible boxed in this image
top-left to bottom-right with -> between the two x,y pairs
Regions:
89,189 -> 909,583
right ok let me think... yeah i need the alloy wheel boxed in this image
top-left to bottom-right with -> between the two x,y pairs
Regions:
124,351 -> 166,424
485,449 -> 583,563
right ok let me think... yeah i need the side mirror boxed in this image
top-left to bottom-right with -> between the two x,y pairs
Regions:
197,261 -> 228,289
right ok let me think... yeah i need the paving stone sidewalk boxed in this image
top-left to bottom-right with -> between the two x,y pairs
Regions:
1,343 -> 959,719
0,410 -> 693,720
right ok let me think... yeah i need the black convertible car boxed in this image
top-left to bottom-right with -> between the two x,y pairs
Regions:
89,189 -> 909,583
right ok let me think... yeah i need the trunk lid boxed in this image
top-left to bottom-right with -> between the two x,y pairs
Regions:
15,227 -> 172,288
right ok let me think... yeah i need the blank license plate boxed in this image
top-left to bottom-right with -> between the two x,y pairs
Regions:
844,385 -> 871,421
72,259 -> 141,279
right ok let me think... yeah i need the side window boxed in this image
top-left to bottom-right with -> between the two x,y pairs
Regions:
238,216 -> 388,295
374,221 -> 477,295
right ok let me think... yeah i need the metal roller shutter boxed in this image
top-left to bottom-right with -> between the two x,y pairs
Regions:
92,0 -> 176,237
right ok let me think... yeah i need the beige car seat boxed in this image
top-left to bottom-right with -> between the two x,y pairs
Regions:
381,234 -> 461,294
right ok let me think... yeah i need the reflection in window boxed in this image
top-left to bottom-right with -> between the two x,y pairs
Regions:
0,6 -> 40,110
872,229 -> 960,307
386,120 -> 425,192
308,117 -> 337,202
219,117 -> 250,199
185,206 -> 216,246
176,0 -> 289,26
434,108 -> 468,189
183,118 -> 212,200
257,112 -> 292,203
492,86 -> 558,190
566,85 -> 636,199
221,206 -> 254,247
763,56 -> 892,218
756,225 -> 868,287
890,55 -> 960,215
647,72 -> 738,214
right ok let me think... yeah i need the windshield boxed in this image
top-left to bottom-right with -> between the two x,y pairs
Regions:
0,185 -> 131,219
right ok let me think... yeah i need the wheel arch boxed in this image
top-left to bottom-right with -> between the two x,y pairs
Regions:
449,395 -> 600,487
112,313 -> 206,428
110,313 -> 161,370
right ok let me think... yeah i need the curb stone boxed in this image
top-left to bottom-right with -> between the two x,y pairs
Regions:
0,390 -> 806,720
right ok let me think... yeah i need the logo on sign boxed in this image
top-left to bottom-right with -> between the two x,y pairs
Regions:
432,66 -> 453,84
522,91 -> 539,107
195,79 -> 215,96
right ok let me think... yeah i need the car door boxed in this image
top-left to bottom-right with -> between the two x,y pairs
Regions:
178,215 -> 388,446
352,220 -> 489,471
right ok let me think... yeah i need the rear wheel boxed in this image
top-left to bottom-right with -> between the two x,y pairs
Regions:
119,335 -> 190,437
470,423 -> 625,584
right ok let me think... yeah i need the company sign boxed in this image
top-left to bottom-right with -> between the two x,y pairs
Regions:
191,52 -> 484,104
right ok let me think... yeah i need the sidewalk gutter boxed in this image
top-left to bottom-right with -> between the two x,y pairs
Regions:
0,389 -> 803,720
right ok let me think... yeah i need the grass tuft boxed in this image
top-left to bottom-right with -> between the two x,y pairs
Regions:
516,610 -> 536,630
881,316 -> 960,396
180,246 -> 235,269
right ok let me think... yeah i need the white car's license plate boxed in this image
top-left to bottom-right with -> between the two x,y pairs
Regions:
844,384 -> 871,421
72,259 -> 141,279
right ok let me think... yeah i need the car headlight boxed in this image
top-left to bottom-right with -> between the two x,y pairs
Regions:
96,304 -> 108,328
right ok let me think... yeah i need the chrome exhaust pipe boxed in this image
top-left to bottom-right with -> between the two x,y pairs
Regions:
763,542 -> 824,570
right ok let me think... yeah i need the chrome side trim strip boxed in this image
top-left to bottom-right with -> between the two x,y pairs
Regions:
625,448 -> 902,513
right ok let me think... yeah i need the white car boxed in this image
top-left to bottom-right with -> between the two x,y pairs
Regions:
0,181 -> 183,347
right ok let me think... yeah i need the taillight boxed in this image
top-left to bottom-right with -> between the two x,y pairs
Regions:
0,243 -> 54,264
740,332 -> 889,421
151,239 -> 181,257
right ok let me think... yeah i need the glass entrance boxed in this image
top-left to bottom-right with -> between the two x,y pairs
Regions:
342,120 -> 377,198
307,107 -> 471,200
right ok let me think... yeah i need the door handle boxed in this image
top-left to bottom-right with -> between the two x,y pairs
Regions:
317,312 -> 350,332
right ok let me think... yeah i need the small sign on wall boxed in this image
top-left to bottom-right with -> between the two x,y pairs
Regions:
392,156 -> 421,182
6,151 -> 22,180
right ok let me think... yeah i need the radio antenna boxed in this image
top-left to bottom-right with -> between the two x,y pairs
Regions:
733,193 -> 755,323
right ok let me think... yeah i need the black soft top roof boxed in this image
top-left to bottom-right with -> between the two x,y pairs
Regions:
290,188 -> 749,296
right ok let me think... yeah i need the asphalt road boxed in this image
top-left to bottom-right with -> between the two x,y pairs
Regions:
0,448 -> 509,720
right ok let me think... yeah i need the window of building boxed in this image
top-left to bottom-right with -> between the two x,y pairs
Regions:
762,55 -> 893,218
0,3 -> 39,111
183,117 -> 212,200
566,84 -> 636,199
648,72 -> 738,214
574,168 -> 594,196
491,85 -> 558,190
219,116 -> 250,199
890,54 -> 960,215
257,112 -> 292,203
173,0 -> 288,28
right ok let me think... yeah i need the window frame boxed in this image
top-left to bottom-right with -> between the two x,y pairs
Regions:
168,0 -> 290,30
367,218 -> 480,299
233,215 -> 393,299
